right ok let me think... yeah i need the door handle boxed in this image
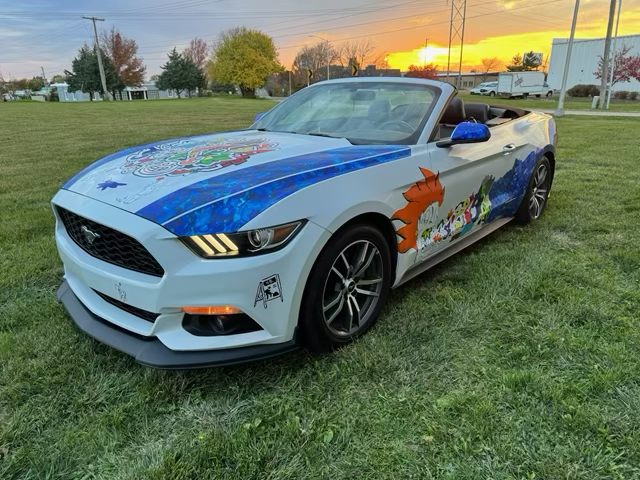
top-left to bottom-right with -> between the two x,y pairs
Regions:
503,143 -> 516,151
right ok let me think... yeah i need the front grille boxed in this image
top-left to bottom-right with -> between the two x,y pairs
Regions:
93,289 -> 160,323
57,207 -> 164,277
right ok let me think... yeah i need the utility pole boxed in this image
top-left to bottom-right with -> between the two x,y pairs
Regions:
446,0 -> 467,87
605,0 -> 623,109
554,0 -> 580,117
82,16 -> 110,101
309,35 -> 330,80
40,66 -> 47,85
423,38 -> 429,67
288,70 -> 292,96
598,0 -> 617,109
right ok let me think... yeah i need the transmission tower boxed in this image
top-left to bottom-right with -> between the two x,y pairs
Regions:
445,0 -> 467,87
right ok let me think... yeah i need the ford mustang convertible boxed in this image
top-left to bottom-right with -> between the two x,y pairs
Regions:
53,77 -> 557,369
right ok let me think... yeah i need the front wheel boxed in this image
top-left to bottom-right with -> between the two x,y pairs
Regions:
514,156 -> 552,225
546,91 -> 553,98
300,224 -> 392,352
489,91 -> 496,97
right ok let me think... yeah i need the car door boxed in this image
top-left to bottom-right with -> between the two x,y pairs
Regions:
406,122 -> 529,265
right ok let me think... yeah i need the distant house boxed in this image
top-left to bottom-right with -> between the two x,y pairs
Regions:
113,81 -> 196,100
55,83 -> 101,102
55,81 -> 196,102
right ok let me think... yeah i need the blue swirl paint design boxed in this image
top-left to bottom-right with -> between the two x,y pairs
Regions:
451,122 -> 491,141
138,146 -> 409,226
486,149 -> 540,222
162,147 -> 411,235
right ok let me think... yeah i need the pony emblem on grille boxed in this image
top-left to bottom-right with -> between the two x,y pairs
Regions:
81,225 -> 100,245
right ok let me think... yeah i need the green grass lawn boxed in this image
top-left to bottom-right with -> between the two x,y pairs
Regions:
2,98 -> 640,479
458,91 -> 640,112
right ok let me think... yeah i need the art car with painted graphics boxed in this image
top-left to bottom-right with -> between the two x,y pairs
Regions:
52,77 -> 557,369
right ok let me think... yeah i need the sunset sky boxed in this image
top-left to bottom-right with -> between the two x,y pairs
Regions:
1,0 -> 639,79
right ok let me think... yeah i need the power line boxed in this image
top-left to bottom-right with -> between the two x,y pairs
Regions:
5,0 -> 568,77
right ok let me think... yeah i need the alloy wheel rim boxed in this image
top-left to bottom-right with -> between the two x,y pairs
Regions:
322,240 -> 384,337
529,163 -> 550,219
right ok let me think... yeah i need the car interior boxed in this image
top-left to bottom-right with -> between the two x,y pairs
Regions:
434,97 -> 528,140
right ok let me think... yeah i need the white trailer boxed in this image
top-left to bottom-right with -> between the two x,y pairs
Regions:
498,72 -> 549,98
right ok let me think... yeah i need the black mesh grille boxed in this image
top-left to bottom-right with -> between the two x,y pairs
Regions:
57,207 -> 164,277
93,289 -> 160,323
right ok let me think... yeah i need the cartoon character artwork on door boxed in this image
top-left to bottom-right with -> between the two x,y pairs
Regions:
393,167 -> 494,263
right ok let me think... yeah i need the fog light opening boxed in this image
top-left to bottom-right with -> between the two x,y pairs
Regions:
182,312 -> 262,337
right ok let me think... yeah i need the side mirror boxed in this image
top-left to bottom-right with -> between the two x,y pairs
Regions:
436,121 -> 491,148
253,111 -> 266,122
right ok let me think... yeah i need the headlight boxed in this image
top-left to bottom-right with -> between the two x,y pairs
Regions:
181,220 -> 305,258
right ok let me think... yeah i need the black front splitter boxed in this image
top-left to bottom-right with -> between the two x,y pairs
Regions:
57,281 -> 298,370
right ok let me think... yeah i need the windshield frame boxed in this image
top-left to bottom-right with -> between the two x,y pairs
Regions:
251,80 -> 442,146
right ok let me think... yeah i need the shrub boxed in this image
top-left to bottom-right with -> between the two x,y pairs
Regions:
567,84 -> 600,97
629,91 -> 638,101
614,90 -> 629,100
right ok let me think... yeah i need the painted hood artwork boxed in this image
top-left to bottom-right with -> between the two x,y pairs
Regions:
63,130 -> 352,213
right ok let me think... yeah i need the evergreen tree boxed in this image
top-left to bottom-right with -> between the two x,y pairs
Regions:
65,45 -> 122,100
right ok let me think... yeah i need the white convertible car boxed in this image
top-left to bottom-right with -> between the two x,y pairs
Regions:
53,77 -> 557,368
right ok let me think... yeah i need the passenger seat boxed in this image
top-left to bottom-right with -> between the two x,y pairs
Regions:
439,97 -> 466,138
464,103 -> 490,124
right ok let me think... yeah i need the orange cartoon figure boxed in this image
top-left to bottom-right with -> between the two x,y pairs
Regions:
392,167 -> 445,254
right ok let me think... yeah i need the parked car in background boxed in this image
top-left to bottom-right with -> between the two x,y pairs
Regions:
541,82 -> 554,98
470,81 -> 498,96
498,72 -> 547,98
53,77 -> 557,369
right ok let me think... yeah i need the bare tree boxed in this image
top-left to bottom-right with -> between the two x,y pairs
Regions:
372,51 -> 390,69
480,57 -> 501,80
0,69 -> 17,99
183,37 -> 209,71
292,42 -> 339,80
337,39 -> 376,69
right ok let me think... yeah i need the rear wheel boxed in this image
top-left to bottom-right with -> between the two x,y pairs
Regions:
514,156 -> 552,225
300,224 -> 392,352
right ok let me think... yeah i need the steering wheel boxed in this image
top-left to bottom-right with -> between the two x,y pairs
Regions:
380,120 -> 414,133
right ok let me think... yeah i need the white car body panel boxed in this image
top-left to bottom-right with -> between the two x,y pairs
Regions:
52,77 -> 557,367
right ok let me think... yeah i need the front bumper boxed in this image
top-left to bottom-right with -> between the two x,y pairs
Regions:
57,281 -> 298,369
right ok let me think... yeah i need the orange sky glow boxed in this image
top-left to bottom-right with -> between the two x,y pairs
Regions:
280,0 -> 640,73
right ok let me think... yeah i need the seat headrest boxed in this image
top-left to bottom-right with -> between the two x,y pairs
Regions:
368,98 -> 391,119
440,98 -> 466,125
465,103 -> 490,124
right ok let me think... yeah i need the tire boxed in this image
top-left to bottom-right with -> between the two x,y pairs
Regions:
299,224 -> 392,352
546,91 -> 553,98
489,91 -> 496,97
514,156 -> 552,225
535,94 -> 541,98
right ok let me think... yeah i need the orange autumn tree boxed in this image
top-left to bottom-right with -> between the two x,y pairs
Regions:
392,168 -> 444,253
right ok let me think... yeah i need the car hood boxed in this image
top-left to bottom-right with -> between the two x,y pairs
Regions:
61,130 -> 411,235
64,130 -> 350,208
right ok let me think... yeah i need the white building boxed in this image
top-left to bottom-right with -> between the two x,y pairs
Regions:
55,81 -> 194,102
547,34 -> 640,92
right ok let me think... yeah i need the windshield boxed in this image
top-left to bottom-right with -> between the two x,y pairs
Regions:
252,81 -> 440,145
